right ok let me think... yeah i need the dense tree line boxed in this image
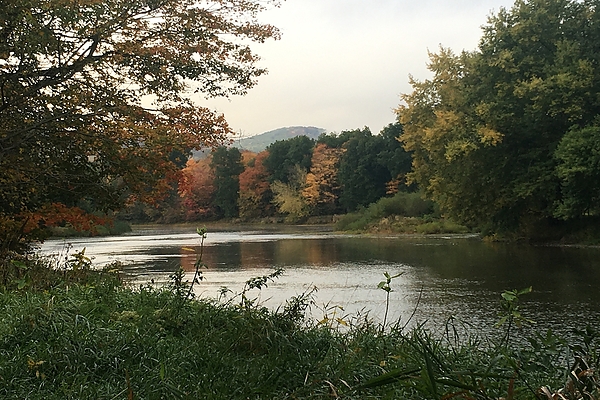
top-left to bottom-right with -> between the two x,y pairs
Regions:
116,0 -> 600,241
170,123 -> 413,223
398,0 -> 600,238
5,0 -> 600,251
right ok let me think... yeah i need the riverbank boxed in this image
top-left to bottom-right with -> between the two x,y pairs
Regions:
48,219 -> 132,238
1,262 -> 598,399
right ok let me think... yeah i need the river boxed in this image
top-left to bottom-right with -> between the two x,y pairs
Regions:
40,224 -> 600,336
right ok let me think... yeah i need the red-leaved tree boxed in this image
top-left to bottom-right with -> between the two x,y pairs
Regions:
238,151 -> 273,219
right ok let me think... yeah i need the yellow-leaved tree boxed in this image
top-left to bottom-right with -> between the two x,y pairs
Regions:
398,0 -> 600,236
302,143 -> 345,215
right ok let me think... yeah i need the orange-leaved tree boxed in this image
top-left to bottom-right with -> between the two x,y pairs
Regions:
238,151 -> 272,219
0,0 -> 281,253
179,158 -> 216,221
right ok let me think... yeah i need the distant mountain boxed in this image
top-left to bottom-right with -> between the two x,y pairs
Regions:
232,126 -> 326,153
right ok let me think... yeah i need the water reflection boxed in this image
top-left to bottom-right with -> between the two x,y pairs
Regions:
40,226 -> 600,335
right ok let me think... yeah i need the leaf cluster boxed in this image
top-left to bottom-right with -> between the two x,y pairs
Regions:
0,0 -> 280,252
398,0 -> 600,238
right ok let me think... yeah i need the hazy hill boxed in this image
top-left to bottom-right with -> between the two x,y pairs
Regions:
190,126 -> 326,159
232,126 -> 326,153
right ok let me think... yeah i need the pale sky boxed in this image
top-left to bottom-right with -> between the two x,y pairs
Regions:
198,0 -> 516,138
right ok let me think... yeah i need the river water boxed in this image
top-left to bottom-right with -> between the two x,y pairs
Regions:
40,225 -> 600,336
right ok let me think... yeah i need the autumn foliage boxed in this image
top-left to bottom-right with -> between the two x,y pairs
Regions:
0,0 -> 281,252
238,151 -> 272,219
173,125 -> 411,223
303,143 -> 345,215
179,159 -> 216,221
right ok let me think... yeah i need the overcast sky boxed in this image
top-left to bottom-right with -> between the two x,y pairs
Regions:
198,0 -> 516,138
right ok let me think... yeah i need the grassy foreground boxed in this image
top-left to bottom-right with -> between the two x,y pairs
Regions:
1,258 -> 599,399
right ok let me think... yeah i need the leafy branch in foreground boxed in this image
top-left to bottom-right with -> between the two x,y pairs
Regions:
167,227 -> 209,301
185,227 -> 208,300
496,286 -> 534,347
239,268 -> 285,309
0,0 -> 281,253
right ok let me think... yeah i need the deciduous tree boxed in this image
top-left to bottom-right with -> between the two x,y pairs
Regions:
398,0 -> 600,235
238,151 -> 272,219
337,128 -> 392,212
378,122 -> 414,194
554,124 -> 600,219
0,0 -> 280,251
264,135 -> 314,183
302,143 -> 344,215
271,165 -> 308,222
398,48 -> 504,228
179,158 -> 216,221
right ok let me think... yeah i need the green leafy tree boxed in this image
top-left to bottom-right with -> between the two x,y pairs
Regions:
337,128 -> 392,212
398,0 -> 600,234
0,0 -> 280,252
379,122 -> 415,194
398,48 -> 504,229
317,131 -> 355,148
211,147 -> 244,219
264,136 -> 315,183
554,124 -> 600,219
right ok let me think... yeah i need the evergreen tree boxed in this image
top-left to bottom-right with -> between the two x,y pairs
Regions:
264,136 -> 314,183
337,128 -> 391,212
211,147 -> 244,218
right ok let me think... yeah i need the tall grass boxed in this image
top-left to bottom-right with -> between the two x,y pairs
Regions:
0,276 -> 333,399
1,257 -> 598,399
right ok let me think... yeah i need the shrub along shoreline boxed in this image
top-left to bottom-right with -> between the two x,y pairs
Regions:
334,192 -> 470,235
1,254 -> 599,399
